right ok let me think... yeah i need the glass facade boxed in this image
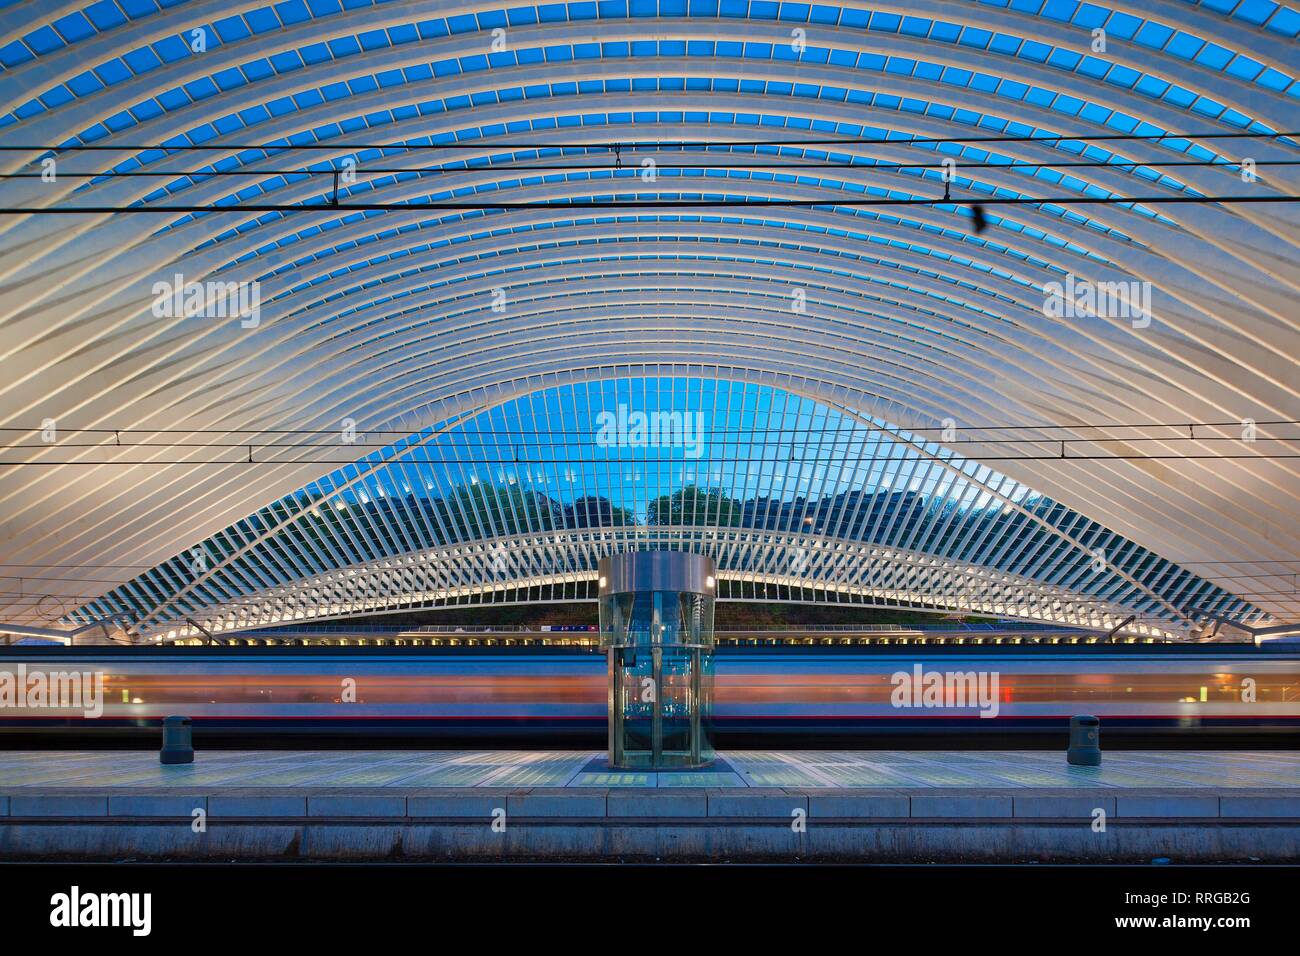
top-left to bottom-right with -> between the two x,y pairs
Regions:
68,377 -> 1265,637
599,552 -> 716,769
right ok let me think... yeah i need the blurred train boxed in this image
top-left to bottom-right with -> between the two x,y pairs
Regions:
0,643 -> 1295,747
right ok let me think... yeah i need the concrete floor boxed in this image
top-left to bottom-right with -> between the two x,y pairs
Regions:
1,749 -> 1295,789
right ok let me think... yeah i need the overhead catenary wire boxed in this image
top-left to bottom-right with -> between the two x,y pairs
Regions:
3,193 -> 1297,214
2,127 -> 1295,213
1,422 -> 1295,452
3,437 -> 1295,449
5,158 -> 1300,178
2,420 -> 1294,434
3,570 -> 1294,586
6,559 -> 1300,569
5,128 -> 1297,153
2,454 -> 1299,465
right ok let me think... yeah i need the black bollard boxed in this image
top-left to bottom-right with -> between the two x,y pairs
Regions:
160,715 -> 194,765
1067,714 -> 1101,766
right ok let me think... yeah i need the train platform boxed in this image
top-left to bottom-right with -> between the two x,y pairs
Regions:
2,750 -> 1296,862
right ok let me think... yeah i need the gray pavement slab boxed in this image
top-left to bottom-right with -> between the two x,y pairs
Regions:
0,751 -> 1294,822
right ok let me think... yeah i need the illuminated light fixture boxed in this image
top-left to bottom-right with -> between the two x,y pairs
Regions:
705,575 -> 715,589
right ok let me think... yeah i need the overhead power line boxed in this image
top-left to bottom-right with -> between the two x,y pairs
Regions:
3,568 -> 1294,585
0,421 -> 1295,450
1,453 -> 1298,466
4,129 -> 1297,153
2,420 -> 1294,434
2,193 -> 1296,214
23,557 -> 1300,570
3,437 -> 1295,449
3,128 -> 1295,212
10,442 -> 1300,455
5,158 -> 1300,179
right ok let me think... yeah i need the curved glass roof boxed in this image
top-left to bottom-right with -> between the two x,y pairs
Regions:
0,1 -> 1295,633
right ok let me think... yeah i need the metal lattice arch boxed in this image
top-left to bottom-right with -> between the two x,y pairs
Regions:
0,1 -> 1295,637
61,376 -> 1265,641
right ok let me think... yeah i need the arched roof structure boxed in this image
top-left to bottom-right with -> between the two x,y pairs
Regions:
0,0 -> 1295,638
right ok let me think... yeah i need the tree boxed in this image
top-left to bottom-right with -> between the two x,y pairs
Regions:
564,495 -> 636,528
443,481 -> 559,539
647,485 -> 742,526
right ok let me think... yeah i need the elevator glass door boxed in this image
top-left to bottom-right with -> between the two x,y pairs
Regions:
612,645 -> 709,769
617,647 -> 653,763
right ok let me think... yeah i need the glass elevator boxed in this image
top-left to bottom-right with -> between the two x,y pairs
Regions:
597,551 -> 717,769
